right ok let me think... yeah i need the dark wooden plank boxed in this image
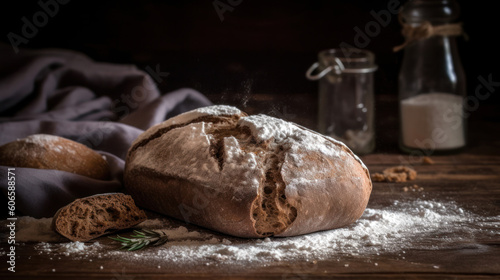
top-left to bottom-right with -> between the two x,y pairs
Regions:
361,151 -> 500,166
2,243 -> 500,279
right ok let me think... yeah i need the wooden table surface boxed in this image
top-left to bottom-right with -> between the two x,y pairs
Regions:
1,93 -> 499,279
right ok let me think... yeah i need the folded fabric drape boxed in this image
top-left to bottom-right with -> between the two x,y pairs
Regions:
0,44 -> 212,218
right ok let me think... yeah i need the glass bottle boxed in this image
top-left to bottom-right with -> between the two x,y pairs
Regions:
306,48 -> 378,155
398,0 -> 466,154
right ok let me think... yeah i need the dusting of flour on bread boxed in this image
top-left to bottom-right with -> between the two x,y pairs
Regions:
238,114 -> 345,159
167,105 -> 242,127
238,114 -> 297,143
238,114 -> 369,177
23,134 -> 66,153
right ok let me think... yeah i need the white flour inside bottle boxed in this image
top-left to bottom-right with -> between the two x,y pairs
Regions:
400,92 -> 465,150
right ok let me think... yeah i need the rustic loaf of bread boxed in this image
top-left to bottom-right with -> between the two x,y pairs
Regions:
124,105 -> 372,238
0,134 -> 109,180
52,193 -> 147,242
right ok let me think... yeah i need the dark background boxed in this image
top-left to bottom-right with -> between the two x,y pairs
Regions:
1,0 -> 498,150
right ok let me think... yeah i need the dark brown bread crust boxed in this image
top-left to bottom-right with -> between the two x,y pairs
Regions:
0,134 -> 110,180
51,193 -> 147,242
126,167 -> 258,237
124,106 -> 372,238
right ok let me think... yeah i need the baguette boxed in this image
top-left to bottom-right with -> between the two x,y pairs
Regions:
124,105 -> 372,238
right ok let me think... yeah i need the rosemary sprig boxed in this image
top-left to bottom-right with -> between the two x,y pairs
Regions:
108,229 -> 168,251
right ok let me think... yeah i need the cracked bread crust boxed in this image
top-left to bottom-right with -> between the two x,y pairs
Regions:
124,105 -> 372,238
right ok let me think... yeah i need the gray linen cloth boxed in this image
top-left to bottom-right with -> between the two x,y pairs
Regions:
0,43 -> 212,218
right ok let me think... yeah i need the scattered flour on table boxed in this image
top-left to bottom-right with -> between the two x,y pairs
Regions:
36,241 -> 100,256
11,199 -> 500,266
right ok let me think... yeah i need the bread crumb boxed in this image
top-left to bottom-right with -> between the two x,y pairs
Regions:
403,184 -> 424,192
371,173 -> 386,182
371,166 -> 417,182
422,156 -> 435,165
384,172 -> 407,182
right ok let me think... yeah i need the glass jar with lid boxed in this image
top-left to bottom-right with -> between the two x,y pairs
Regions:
306,48 -> 378,155
397,0 -> 467,154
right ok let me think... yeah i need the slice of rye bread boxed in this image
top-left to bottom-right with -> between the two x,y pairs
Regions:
52,193 -> 147,242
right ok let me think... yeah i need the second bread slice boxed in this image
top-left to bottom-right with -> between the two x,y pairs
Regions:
52,193 -> 147,242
